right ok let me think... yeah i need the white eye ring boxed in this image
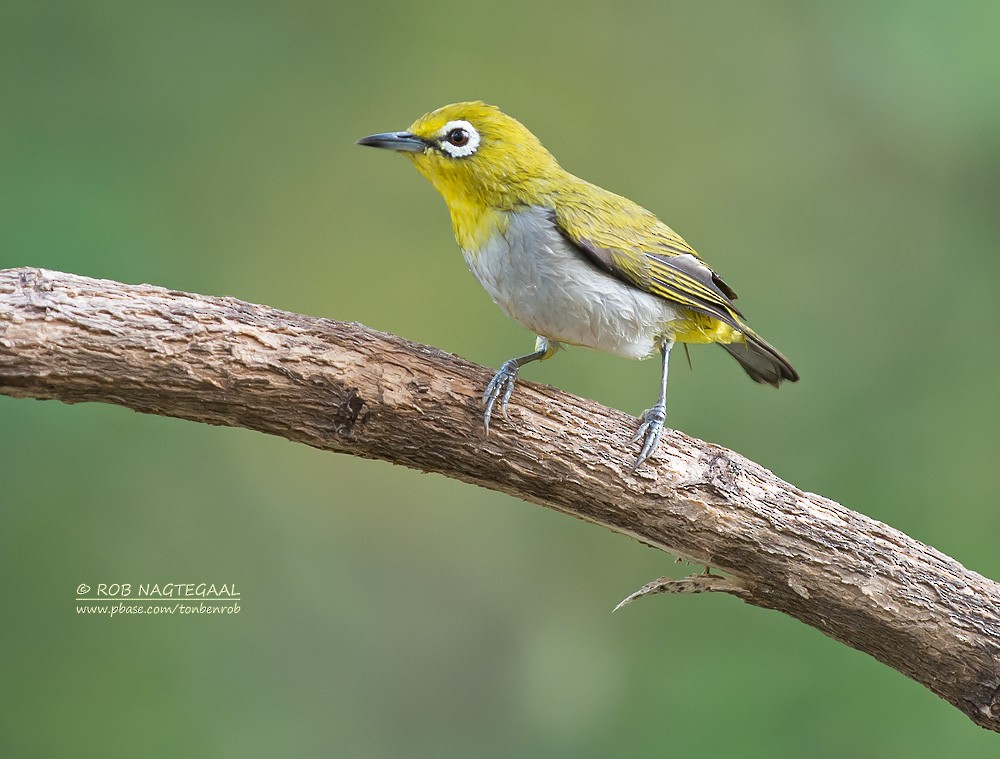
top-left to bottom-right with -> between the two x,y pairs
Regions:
438,120 -> 480,158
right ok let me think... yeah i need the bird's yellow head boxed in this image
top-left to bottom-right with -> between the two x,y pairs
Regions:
358,102 -> 565,246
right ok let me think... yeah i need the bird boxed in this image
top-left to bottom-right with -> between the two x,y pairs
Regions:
357,101 -> 798,468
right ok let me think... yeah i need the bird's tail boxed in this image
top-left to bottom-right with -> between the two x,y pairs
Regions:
720,330 -> 799,387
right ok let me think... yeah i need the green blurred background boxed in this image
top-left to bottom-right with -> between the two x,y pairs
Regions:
2,2 -> 999,756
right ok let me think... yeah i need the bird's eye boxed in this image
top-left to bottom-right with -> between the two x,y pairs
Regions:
437,120 -> 480,158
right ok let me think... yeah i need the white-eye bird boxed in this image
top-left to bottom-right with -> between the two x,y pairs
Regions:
358,101 -> 798,468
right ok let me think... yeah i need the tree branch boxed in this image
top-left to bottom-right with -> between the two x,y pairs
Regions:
2,267 -> 999,730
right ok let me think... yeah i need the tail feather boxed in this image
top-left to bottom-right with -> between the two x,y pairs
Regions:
721,332 -> 799,387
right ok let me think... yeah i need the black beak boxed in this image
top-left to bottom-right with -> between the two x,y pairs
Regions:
356,131 -> 428,153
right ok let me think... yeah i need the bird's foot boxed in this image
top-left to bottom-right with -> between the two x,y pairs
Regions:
631,403 -> 667,469
482,359 -> 521,434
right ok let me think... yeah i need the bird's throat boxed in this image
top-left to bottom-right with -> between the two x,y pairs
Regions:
448,198 -> 507,253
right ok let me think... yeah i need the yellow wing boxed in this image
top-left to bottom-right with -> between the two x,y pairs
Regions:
551,186 -> 798,385
552,196 -> 744,331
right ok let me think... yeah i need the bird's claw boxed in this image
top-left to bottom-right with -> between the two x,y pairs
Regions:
631,403 -> 667,470
482,359 -> 520,434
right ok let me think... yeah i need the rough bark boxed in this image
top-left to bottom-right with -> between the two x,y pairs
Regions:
2,267 -> 999,730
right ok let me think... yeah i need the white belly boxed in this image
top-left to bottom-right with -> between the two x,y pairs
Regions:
462,206 -> 678,359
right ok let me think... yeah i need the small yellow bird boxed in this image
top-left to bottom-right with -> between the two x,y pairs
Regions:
358,101 -> 798,468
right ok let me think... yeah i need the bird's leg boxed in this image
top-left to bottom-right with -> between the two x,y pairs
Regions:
632,339 -> 673,469
482,336 -> 556,434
